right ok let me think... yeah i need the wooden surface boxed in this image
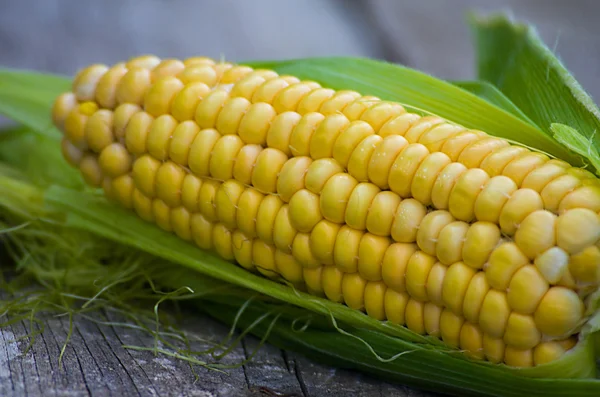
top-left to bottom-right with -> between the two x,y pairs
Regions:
1,307 -> 436,397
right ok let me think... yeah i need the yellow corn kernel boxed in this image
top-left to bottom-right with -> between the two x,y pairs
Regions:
132,188 -> 154,222
64,107 -> 91,149
425,262 -> 447,306
195,89 -> 229,129
485,242 -> 529,290
320,173 -> 358,223
462,272 -> 490,324
474,176 -> 518,223
404,251 -> 436,301
172,82 -> 211,122
368,135 -> 408,189
462,222 -> 501,269
436,221 -> 469,265
344,182 -> 380,231
253,77 -> 296,105
79,154 -> 103,187
168,121 -> 200,166
310,220 -> 341,266
252,148 -> 288,194
171,206 -> 192,241
556,208 -> 600,255
482,333 -> 505,364
514,210 -> 557,259
534,287 -> 584,337
266,112 -> 302,156
366,191 -> 401,237
404,116 -> 444,143
116,67 -> 152,105
252,240 -> 277,278
423,302 -> 442,337
502,152 -> 548,186
381,243 -> 417,293
448,168 -> 489,222
411,152 -> 452,206
541,174 -> 582,213
111,174 -> 135,209
273,82 -> 317,113
293,233 -> 321,268
98,143 -> 132,178
52,92 -> 78,129
569,245 -> 600,284
236,188 -> 264,238
273,205 -> 297,253
61,138 -> 84,167
124,111 -> 154,155
333,226 -> 364,273
73,64 -> 109,102
309,114 -> 351,160
416,210 -> 454,256
533,339 -> 576,365
479,290 -> 510,338
288,188 -> 322,233
479,146 -> 528,177
503,313 -> 541,350
342,272 -> 367,311
276,156 -> 312,202
390,199 -> 427,243
303,266 -> 324,295
232,230 -> 254,271
304,158 -> 344,194
213,223 -> 235,262
507,265 -> 549,314
95,63 -> 128,109
214,180 -> 245,229
441,131 -> 485,161
384,289 -> 409,325
504,346 -> 533,368
198,178 -> 220,222
238,103 -> 278,145
458,137 -> 509,169
209,135 -> 244,181
178,64 -> 218,86
320,90 -> 361,116
521,161 -> 567,192
405,299 -> 426,334
127,55 -> 161,69
442,262 -> 476,315
333,121 -> 375,168
190,213 -> 214,250
188,128 -> 221,176
231,144 -> 262,185
322,266 -> 344,303
255,195 -> 284,244
358,233 -> 391,281
299,88 -> 336,115
430,162 -> 468,210
559,185 -> 600,213
459,322 -> 485,360
388,143 -> 430,198
85,109 -> 115,153
498,188 -> 544,235
440,309 -> 464,348
347,135 -> 383,182
132,154 -> 160,197
152,199 -> 172,232
151,59 -> 185,82
534,246 -> 569,284
275,250 -> 304,284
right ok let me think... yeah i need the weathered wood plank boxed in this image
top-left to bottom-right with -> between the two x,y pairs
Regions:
1,304 -> 440,397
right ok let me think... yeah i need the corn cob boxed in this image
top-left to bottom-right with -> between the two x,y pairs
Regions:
51,55 -> 600,368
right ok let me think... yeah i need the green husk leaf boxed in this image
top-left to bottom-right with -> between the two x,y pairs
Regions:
471,13 -> 600,173
245,57 -> 581,166
550,123 -> 600,172
451,80 -> 539,127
